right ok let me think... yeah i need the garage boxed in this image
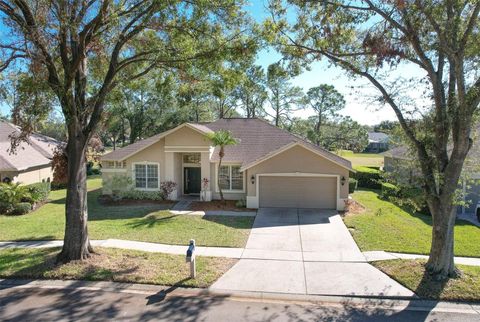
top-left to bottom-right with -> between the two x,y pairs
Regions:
258,175 -> 337,209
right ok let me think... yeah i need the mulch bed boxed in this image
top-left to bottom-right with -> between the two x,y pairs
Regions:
189,200 -> 254,212
343,198 -> 366,216
98,195 -> 176,207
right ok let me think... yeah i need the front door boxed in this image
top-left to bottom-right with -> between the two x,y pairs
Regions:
184,167 -> 201,194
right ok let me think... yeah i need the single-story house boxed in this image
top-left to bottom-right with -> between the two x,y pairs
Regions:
0,121 -> 63,184
364,132 -> 389,153
383,145 -> 480,217
101,118 -> 353,210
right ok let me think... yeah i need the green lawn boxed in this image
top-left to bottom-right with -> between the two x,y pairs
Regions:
0,247 -> 235,288
336,150 -> 384,167
373,259 -> 480,301
0,176 -> 254,247
345,189 -> 480,257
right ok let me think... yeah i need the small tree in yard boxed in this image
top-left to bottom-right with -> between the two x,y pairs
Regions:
206,130 -> 239,202
267,0 -> 480,280
0,0 -> 253,263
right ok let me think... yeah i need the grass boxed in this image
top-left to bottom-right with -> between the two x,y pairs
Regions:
344,189 -> 480,257
0,176 -> 254,247
373,259 -> 480,301
335,150 -> 384,167
0,247 -> 235,288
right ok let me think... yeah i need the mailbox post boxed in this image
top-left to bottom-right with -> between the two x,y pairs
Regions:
186,239 -> 196,278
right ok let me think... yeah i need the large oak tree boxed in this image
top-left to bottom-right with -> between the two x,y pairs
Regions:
267,0 -> 480,279
0,0 -> 253,262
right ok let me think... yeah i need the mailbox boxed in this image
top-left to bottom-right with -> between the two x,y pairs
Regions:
186,239 -> 195,263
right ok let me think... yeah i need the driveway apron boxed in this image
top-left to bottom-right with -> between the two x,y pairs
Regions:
211,208 -> 414,297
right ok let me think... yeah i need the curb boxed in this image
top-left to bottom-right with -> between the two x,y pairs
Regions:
1,278 -> 479,315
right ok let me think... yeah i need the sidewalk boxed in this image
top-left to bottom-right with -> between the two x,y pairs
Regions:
0,239 -> 244,259
1,240 -> 479,266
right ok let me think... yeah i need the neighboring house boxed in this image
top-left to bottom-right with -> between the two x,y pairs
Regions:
383,145 -> 480,217
0,121 -> 63,184
101,118 -> 353,210
364,132 -> 389,153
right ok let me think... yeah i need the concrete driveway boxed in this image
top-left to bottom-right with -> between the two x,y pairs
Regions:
211,208 -> 414,297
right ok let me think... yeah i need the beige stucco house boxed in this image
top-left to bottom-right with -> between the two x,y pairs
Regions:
0,121 -> 63,185
101,118 -> 353,210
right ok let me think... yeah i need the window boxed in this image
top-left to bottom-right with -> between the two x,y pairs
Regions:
183,153 -> 200,164
218,165 -> 243,191
104,161 -> 115,168
134,163 -> 159,189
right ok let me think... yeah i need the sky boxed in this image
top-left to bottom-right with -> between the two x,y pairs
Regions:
0,0 -> 417,126
248,0 -> 399,126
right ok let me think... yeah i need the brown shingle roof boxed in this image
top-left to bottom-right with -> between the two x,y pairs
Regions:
206,118 -> 352,169
101,118 -> 352,170
0,121 -> 64,171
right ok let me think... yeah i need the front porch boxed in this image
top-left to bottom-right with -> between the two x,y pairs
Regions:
164,150 -> 212,201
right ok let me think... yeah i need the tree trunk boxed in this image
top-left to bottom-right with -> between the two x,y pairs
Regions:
425,199 -> 458,280
57,125 -> 92,263
218,155 -> 224,202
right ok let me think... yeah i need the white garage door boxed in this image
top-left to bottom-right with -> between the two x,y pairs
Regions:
259,176 -> 337,209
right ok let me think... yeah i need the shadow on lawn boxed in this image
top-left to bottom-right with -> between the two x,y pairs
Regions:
49,188 -> 170,221
414,268 -> 449,300
127,214 -> 180,229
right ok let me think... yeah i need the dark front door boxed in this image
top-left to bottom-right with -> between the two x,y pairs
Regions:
184,167 -> 201,194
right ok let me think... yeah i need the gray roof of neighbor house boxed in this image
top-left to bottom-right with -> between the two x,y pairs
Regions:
382,146 -> 411,160
102,118 -> 353,170
368,132 -> 389,143
0,121 -> 64,172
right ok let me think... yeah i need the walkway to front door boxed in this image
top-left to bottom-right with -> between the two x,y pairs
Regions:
211,208 -> 414,297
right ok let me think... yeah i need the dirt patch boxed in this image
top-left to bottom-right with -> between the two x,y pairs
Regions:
0,247 -> 237,288
98,195 -> 176,207
189,200 -> 253,212
343,198 -> 366,216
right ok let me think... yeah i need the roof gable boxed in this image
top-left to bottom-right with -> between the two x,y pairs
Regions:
240,141 -> 353,172
102,122 -> 213,161
0,121 -> 64,171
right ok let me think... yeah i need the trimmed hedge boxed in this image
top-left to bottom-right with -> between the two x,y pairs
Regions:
353,166 -> 382,189
118,190 -> 163,201
349,178 -> 358,194
381,182 -> 400,199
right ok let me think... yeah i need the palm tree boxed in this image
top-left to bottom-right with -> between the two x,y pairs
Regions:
206,130 -> 238,203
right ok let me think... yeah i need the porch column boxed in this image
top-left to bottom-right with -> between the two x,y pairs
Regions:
200,152 -> 212,201
165,152 -> 178,200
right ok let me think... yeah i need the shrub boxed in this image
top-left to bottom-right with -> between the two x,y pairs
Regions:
381,182 -> 429,214
51,182 -> 67,190
160,181 -> 177,200
92,168 -> 101,175
118,190 -> 163,201
353,166 -> 382,189
0,183 -> 32,205
349,178 -> 358,194
103,175 -> 132,197
10,202 -> 32,216
235,198 -> 246,208
381,182 -> 400,199
0,201 -> 13,215
26,182 -> 51,203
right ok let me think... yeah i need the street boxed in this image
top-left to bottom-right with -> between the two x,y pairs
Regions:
0,284 -> 478,321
